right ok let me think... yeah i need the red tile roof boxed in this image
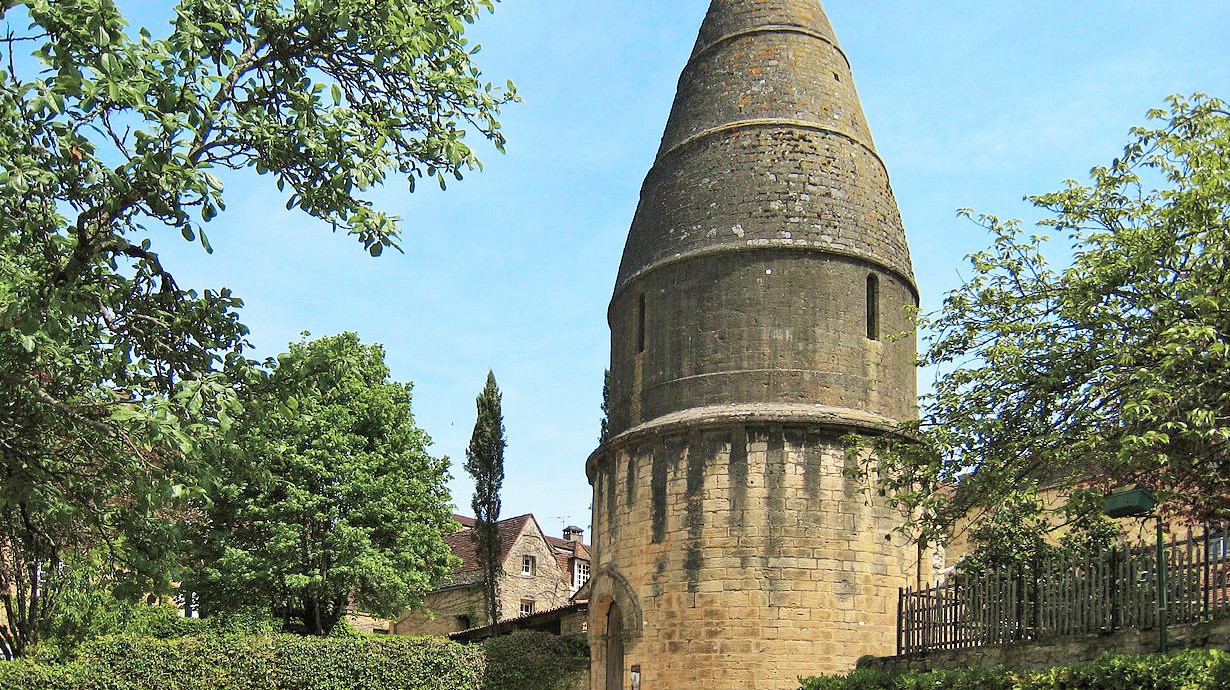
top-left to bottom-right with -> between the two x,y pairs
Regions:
446,514 -> 591,586
447,514 -> 534,576
544,534 -> 591,585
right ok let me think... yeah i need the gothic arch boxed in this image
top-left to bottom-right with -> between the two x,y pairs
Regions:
589,564 -> 643,641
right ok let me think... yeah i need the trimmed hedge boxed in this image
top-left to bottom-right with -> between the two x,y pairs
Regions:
481,631 -> 590,690
800,650 -> 1230,690
0,634 -> 485,690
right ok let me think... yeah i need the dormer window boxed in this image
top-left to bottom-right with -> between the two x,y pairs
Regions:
574,560 -> 591,591
522,554 -> 536,576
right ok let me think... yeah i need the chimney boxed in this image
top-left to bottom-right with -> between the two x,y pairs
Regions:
563,526 -> 583,543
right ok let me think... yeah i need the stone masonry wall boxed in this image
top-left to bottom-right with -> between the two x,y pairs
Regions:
661,32 -> 870,154
589,424 -> 925,690
695,0 -> 838,51
394,585 -> 486,637
618,126 -> 912,302
500,521 -> 575,620
608,250 -> 917,433
616,0 -> 914,293
859,617 -> 1230,674
394,520 -> 574,636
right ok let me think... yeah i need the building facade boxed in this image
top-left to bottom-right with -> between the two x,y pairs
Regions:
393,514 -> 591,637
586,2 -> 927,688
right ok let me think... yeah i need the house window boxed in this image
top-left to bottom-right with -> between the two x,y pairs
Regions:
456,615 -> 472,631
865,273 -> 880,341
522,554 -> 536,576
574,561 -> 591,590
1210,533 -> 1228,561
520,599 -> 535,617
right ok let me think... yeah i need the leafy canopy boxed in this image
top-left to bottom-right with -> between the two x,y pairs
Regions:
1,0 -> 511,656
190,333 -> 459,636
859,95 -> 1230,546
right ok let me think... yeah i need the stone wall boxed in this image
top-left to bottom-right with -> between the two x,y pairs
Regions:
559,607 -> 589,637
347,610 -> 393,635
588,423 -> 927,690
608,250 -> 917,433
500,521 -> 575,621
395,585 -> 486,637
394,520 -> 575,636
859,617 -> 1230,674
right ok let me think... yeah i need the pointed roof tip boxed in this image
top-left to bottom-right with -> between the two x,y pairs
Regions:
615,0 -> 914,292
694,0 -> 838,55
655,0 -> 872,161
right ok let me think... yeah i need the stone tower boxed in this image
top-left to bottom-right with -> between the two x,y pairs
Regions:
585,1 -> 923,688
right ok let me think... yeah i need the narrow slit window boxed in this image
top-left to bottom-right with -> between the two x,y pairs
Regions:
866,274 -> 880,341
637,293 -> 646,353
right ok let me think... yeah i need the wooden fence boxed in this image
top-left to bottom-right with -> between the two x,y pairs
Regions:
898,529 -> 1230,655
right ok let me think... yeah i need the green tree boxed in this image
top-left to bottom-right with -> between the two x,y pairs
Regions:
953,489 -> 1122,578
0,0 -> 511,656
859,95 -> 1230,546
465,370 -> 505,632
599,369 -> 610,444
189,333 -> 457,636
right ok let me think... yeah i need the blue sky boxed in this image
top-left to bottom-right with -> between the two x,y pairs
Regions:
125,1 -> 1230,539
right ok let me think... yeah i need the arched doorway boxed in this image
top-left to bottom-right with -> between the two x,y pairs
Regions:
605,601 -> 624,690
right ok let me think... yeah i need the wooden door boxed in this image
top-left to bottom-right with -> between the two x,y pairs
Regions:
605,602 -> 624,690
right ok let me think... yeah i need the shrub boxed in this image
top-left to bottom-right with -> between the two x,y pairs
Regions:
481,631 -> 590,690
36,602 -> 280,663
0,634 -> 485,690
799,650 -> 1230,690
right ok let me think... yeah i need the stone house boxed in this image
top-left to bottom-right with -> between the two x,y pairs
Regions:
393,513 -> 591,637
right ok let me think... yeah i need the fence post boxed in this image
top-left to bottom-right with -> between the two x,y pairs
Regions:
1204,529 -> 1212,621
1157,516 -> 1168,653
1109,545 -> 1120,630
1013,566 -> 1023,642
1030,556 -> 1040,640
897,587 -> 903,656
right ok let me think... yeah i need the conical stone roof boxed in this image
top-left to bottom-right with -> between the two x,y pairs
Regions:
615,0 -> 914,293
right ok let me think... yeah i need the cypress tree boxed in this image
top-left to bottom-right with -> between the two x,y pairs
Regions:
599,369 -> 611,443
465,370 -> 506,633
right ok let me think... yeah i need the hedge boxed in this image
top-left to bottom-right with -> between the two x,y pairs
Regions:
0,634 -> 485,690
800,650 -> 1230,690
481,631 -> 590,690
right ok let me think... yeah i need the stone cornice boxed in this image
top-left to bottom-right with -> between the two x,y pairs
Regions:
654,118 -> 885,178
691,24 -> 851,70
586,402 -> 913,481
610,241 -> 919,316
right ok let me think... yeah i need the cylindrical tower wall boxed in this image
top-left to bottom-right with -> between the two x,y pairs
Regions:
588,424 -> 923,689
608,250 -> 916,436
591,2 -> 923,688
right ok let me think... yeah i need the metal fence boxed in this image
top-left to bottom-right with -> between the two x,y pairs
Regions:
898,529 -> 1230,655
